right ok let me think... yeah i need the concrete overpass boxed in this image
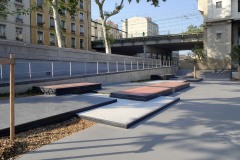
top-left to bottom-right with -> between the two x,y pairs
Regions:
92,33 -> 204,57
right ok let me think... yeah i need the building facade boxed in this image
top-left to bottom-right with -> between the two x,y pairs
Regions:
91,20 -> 122,41
122,17 -> 159,38
198,0 -> 240,69
30,0 -> 91,50
0,0 -> 31,43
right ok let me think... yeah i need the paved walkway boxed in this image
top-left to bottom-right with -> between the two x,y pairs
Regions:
19,81 -> 240,160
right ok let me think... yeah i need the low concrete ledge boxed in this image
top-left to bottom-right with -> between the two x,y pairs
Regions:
0,67 -> 177,94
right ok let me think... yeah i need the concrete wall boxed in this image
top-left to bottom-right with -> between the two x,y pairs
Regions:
0,40 -> 178,93
0,40 -> 154,62
0,67 -> 177,93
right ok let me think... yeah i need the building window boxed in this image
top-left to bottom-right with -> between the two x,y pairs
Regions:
16,27 -> 23,41
50,33 -> 55,45
15,0 -> 23,3
80,0 -> 83,9
238,0 -> 240,12
80,12 -> 84,22
59,8 -> 66,16
61,20 -> 66,31
37,13 -> 43,25
216,32 -> 222,40
50,17 -> 55,28
71,37 -> 75,48
16,9 -> 23,23
37,31 -> 44,44
80,39 -> 84,49
216,1 -> 222,8
0,24 -> 6,39
80,25 -> 84,35
71,23 -> 75,33
37,0 -> 43,7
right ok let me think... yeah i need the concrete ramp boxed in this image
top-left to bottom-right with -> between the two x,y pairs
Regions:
78,96 -> 180,129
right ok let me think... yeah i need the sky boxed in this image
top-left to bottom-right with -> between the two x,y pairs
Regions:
91,0 -> 203,35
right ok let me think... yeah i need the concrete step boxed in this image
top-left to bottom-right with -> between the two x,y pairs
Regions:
34,82 -> 102,96
78,96 -> 180,129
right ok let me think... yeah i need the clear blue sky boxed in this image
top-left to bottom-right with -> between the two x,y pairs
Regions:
91,0 -> 203,35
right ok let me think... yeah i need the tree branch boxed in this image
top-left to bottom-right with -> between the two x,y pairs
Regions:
105,0 -> 124,21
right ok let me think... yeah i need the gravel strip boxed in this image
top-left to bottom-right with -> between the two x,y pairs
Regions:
0,117 -> 95,160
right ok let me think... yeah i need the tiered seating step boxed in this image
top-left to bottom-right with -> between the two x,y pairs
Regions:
151,82 -> 190,92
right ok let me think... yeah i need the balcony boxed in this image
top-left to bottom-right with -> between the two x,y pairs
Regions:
50,25 -> 55,29
50,42 -> 55,46
38,40 -> 43,44
16,36 -> 23,41
71,16 -> 75,21
16,17 -> 23,23
80,32 -> 84,36
71,30 -> 76,34
15,0 -> 24,7
37,22 -> 44,26
0,35 -> 6,39
80,19 -> 84,23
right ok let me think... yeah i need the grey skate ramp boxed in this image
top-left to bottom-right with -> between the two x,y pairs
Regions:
0,95 -> 116,136
78,96 -> 180,129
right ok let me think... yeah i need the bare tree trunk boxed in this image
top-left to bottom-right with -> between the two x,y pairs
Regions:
52,0 -> 64,48
101,19 -> 111,54
194,63 -> 197,79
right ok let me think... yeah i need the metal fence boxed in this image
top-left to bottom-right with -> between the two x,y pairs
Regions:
0,60 -> 178,83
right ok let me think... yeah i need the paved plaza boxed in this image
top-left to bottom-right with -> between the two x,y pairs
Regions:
18,80 -> 240,160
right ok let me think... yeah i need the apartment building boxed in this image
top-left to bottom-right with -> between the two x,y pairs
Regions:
30,0 -> 91,50
0,0 -> 31,43
198,0 -> 240,69
122,17 -> 159,38
91,20 -> 122,41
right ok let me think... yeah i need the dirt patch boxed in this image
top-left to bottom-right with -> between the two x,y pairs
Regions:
0,117 -> 95,160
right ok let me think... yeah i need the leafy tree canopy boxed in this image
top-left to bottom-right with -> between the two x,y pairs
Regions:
185,24 -> 204,33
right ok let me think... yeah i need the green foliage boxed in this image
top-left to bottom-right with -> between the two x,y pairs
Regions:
185,24 -> 204,33
185,45 -> 206,64
131,0 -> 166,7
230,45 -> 240,65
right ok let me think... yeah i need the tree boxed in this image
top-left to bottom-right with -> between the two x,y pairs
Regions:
94,0 -> 166,54
185,45 -> 206,79
185,24 -> 203,33
230,45 -> 240,80
42,0 -> 79,48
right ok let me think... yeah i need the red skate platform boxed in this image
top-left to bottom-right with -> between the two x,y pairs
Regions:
110,86 -> 172,101
151,82 -> 190,92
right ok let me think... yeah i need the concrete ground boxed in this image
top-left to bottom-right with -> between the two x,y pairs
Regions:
19,80 -> 240,160
0,95 -> 116,134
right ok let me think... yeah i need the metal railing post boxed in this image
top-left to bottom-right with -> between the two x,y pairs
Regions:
131,61 -> 133,70
156,60 -> 157,68
84,62 -> 87,75
51,62 -> 54,77
69,62 -> 72,76
143,61 -> 145,69
107,61 -> 110,73
0,64 -> 2,80
97,62 -> 99,74
124,61 -> 126,71
29,62 -> 32,79
137,61 -> 139,70
116,62 -> 118,72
